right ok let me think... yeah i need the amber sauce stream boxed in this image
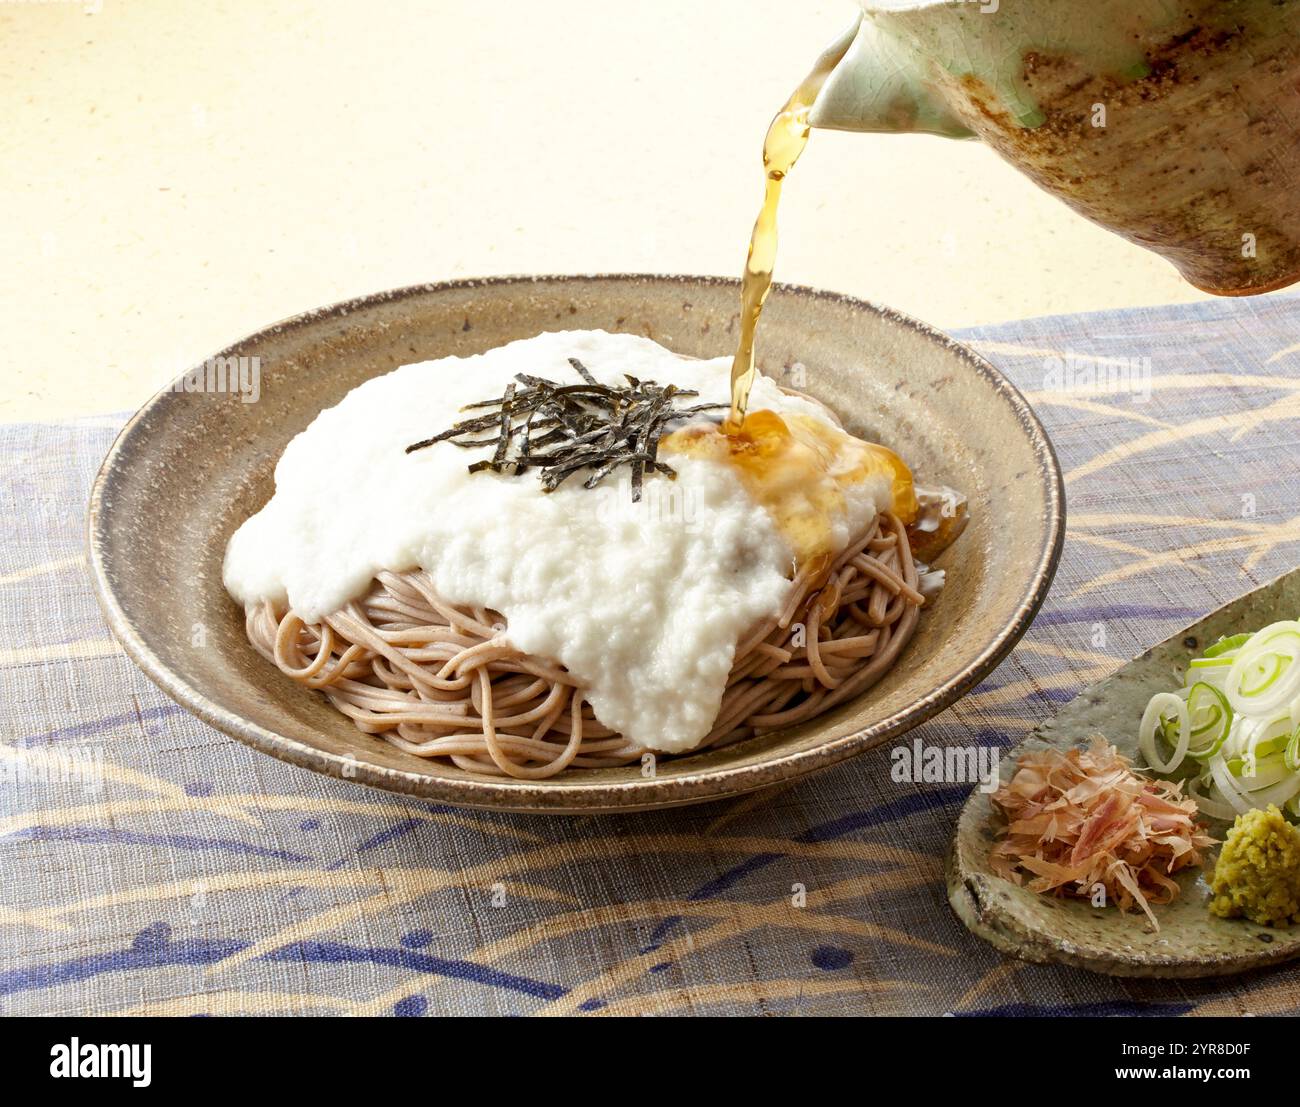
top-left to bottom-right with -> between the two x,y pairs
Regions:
726,38 -> 853,430
669,39 -> 916,577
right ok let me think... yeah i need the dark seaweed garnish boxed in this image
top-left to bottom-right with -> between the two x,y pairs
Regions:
405,357 -> 726,501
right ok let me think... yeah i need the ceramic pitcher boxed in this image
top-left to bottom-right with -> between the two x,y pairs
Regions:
811,0 -> 1300,294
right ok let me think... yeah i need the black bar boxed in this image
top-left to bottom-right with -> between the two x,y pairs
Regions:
3,1013 -> 1287,1090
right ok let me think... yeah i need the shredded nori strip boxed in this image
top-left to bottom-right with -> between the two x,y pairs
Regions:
567,356 -> 598,386
405,356 -> 726,500
492,382 -> 515,471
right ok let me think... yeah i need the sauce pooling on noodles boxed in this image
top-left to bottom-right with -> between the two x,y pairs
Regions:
663,409 -> 918,571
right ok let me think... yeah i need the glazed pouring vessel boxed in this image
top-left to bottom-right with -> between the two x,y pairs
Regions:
812,0 -> 1300,294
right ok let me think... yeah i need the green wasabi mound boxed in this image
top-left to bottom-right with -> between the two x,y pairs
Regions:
1210,805 -> 1300,927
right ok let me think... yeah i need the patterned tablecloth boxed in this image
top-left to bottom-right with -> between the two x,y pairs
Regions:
4,292 -> 1300,1018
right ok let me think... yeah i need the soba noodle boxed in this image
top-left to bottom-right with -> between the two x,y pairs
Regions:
244,511 -> 923,779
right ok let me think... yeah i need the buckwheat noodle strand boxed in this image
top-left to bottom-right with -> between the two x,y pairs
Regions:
245,511 -> 923,780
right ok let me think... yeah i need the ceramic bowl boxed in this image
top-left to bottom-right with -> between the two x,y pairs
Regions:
88,275 -> 1063,813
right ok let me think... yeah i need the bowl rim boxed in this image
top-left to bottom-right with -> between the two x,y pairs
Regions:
86,273 -> 1066,812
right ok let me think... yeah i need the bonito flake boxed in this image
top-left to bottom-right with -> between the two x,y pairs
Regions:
989,737 -> 1216,931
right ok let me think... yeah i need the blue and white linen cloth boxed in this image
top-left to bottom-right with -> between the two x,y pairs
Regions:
3,292 -> 1299,1016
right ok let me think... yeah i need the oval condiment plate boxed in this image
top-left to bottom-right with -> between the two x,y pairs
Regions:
948,565 -> 1300,978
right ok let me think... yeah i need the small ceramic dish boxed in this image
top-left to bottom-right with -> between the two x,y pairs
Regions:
949,566 -> 1300,977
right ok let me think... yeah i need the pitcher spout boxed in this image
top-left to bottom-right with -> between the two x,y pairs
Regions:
809,14 -> 973,138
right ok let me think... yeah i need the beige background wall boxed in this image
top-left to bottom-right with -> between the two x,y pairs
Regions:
3,0 -> 1221,421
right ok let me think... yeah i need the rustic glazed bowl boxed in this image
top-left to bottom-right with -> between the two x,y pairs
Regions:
88,275 -> 1063,813
949,565 -> 1300,978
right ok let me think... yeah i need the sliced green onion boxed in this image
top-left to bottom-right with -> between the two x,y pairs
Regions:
1241,654 -> 1287,696
1244,713 -> 1294,766
1203,633 -> 1252,658
1243,770 -> 1300,810
1228,750 -> 1291,788
1209,753 -> 1254,816
1139,691 -> 1189,773
1184,681 -> 1232,759
1140,622 -> 1300,824
1287,723 -> 1300,774
1189,774 -> 1244,822
1224,620 -> 1300,716
1189,657 -> 1233,672
1186,656 -> 1234,691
